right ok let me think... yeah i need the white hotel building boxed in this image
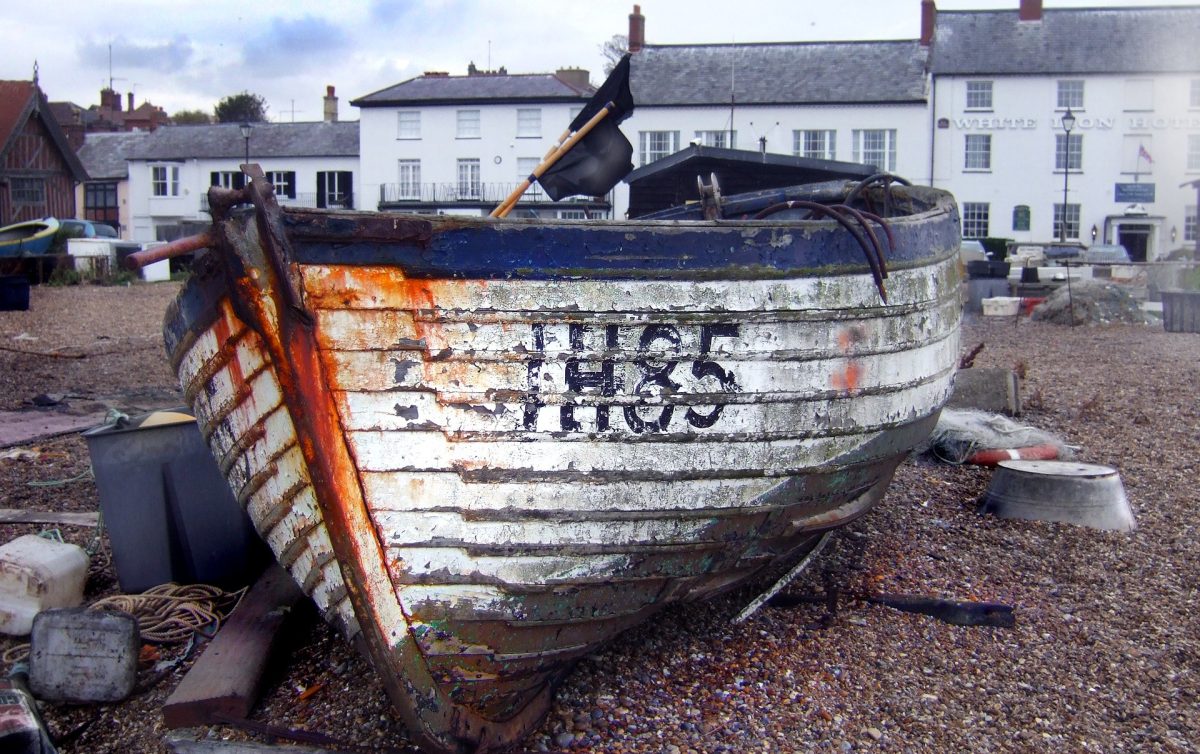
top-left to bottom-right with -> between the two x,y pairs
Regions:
349,0 -> 1197,259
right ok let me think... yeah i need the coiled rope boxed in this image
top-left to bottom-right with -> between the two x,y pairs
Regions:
3,582 -> 246,664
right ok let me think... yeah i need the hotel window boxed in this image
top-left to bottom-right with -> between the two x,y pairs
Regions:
1055,133 -> 1083,172
266,170 -> 296,199
516,109 -> 541,138
1189,135 -> 1200,171
965,81 -> 993,110
456,158 -> 481,199
397,111 -> 420,139
852,129 -> 897,172
152,165 -> 180,196
1053,203 -> 1081,240
961,203 -> 990,239
1124,79 -> 1154,112
638,131 -> 679,166
397,160 -> 421,200
964,134 -> 992,171
456,109 -> 481,139
1186,206 -> 1196,242
695,130 -> 735,149
1191,80 -> 1200,109
517,157 -> 543,199
1120,135 -> 1154,175
794,129 -> 836,160
1057,80 -> 1084,110
10,178 -> 45,204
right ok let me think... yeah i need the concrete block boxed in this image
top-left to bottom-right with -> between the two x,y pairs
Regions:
29,608 -> 140,703
946,368 -> 1021,416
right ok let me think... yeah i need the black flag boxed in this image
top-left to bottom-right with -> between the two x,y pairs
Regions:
538,117 -> 634,201
569,54 -> 634,129
538,54 -> 636,201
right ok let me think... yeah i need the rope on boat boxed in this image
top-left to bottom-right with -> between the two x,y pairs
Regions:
751,200 -> 889,302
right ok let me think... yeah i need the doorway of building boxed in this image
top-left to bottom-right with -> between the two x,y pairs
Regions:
1118,224 -> 1153,262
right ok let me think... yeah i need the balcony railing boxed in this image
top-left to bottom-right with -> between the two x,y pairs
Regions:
379,182 -> 609,207
200,192 -> 353,211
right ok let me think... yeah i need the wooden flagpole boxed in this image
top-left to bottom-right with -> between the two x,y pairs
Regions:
490,103 -> 615,219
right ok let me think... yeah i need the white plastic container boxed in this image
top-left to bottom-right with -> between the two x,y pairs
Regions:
982,297 -> 1021,316
0,535 -> 89,636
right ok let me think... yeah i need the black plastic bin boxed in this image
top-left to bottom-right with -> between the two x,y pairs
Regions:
0,275 -> 30,311
83,410 -> 268,592
966,260 -> 1011,279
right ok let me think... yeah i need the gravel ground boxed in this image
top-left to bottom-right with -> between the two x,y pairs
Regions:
1,282 -> 1197,754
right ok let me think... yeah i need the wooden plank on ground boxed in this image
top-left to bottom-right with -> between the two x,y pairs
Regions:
0,410 -> 106,448
162,562 -> 306,729
0,509 -> 100,527
164,732 -> 342,753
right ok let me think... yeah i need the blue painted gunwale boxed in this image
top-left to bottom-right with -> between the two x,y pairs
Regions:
280,187 -> 958,280
165,185 -> 959,360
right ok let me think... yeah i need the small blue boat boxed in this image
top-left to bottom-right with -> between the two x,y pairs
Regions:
0,218 -> 60,258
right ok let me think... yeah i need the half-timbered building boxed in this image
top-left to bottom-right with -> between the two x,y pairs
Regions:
0,78 -> 87,225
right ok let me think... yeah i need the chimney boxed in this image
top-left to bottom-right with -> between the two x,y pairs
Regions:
920,0 -> 937,46
628,4 -> 645,53
555,67 -> 591,91
127,92 -> 135,111
324,85 -> 338,122
100,88 -> 121,112
1019,0 -> 1042,21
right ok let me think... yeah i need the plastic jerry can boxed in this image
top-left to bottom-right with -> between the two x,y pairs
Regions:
0,535 -> 89,636
0,666 -> 57,753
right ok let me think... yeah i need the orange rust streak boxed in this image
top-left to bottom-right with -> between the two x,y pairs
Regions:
832,362 -> 863,393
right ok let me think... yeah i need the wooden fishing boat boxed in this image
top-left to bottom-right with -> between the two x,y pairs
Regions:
0,217 -> 59,258
138,166 -> 961,753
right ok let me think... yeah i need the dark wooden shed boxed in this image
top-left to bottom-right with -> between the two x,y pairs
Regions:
0,78 -> 88,225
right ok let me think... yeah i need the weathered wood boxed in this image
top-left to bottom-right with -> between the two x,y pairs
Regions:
0,509 -> 99,527
164,731 -> 342,754
767,592 -> 1016,628
165,178 -> 964,753
162,563 -> 305,729
868,594 -> 1016,628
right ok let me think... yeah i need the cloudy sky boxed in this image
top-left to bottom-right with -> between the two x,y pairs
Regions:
1,0 -> 1190,121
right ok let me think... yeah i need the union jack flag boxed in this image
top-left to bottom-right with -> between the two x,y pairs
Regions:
1138,144 -> 1154,164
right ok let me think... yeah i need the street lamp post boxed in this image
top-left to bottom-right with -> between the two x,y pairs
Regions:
1059,108 -> 1076,242
239,123 -> 252,168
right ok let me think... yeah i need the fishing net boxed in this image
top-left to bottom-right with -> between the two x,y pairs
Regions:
922,408 -> 1072,464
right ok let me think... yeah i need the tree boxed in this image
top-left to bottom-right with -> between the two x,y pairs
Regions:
214,91 -> 269,123
600,35 -> 628,75
171,109 -> 211,125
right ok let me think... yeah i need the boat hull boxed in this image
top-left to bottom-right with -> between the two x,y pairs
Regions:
164,178 -> 961,753
0,218 -> 59,258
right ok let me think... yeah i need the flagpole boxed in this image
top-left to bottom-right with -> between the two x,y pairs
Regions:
490,103 -> 616,219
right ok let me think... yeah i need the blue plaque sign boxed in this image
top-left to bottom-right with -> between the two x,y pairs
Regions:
1114,183 -> 1155,203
